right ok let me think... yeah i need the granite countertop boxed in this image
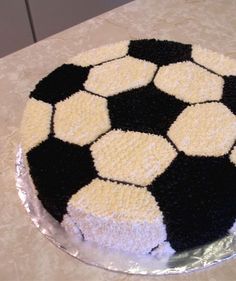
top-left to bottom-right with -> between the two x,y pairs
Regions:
1,0 -> 236,280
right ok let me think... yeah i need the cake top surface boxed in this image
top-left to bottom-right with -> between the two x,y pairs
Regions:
20,39 -> 236,252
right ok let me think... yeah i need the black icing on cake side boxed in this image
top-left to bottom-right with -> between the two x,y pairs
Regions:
24,39 -> 236,253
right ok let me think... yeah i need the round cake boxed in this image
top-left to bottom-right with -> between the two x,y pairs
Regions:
20,39 -> 236,256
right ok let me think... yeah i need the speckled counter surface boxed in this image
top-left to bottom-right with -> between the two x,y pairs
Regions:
1,0 -> 236,280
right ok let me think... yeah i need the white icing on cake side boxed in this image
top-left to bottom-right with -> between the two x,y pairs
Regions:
150,241 -> 175,258
65,178 -> 169,254
61,214 -> 80,235
229,220 -> 236,234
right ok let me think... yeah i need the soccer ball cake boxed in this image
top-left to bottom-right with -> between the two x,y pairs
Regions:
20,39 -> 236,256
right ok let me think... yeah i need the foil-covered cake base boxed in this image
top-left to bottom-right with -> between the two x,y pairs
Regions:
16,146 -> 236,275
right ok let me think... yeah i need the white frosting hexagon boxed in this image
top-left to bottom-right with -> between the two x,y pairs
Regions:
90,130 -> 177,186
54,91 -> 111,146
84,56 -> 157,97
67,41 -> 129,67
21,98 -> 52,152
168,102 -> 236,156
192,45 -> 236,76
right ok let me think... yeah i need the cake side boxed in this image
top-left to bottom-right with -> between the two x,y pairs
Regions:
64,178 -> 170,254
